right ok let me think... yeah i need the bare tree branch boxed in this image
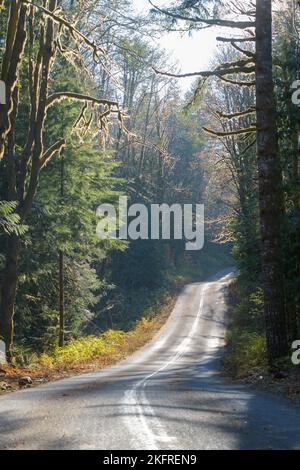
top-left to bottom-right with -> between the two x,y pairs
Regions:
216,36 -> 256,43
149,1 -> 255,29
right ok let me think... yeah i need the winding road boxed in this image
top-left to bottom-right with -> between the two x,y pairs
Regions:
1,268 -> 300,450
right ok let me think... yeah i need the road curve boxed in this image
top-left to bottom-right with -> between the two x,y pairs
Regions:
1,268 -> 300,450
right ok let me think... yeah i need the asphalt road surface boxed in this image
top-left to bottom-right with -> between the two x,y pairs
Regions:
1,268 -> 300,450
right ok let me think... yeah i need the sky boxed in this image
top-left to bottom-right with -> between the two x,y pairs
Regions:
131,0 -> 219,93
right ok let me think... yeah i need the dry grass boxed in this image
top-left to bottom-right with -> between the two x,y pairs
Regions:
0,294 -> 176,394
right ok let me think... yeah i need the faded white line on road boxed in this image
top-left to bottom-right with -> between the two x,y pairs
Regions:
122,282 -> 210,450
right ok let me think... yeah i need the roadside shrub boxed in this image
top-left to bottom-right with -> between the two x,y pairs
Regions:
225,329 -> 267,377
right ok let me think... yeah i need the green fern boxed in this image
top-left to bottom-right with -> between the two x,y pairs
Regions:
0,201 -> 28,235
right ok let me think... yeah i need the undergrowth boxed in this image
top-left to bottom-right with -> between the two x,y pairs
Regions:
224,278 -> 268,377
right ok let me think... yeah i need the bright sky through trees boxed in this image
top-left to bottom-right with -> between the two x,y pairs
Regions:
132,0 -> 218,93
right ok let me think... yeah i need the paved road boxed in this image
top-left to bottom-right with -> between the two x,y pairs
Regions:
1,268 -> 300,450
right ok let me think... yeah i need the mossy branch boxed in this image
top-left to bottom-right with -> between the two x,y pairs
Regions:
153,64 -> 255,79
40,138 -> 66,168
220,76 -> 255,87
46,92 -> 119,110
21,0 -> 105,60
216,107 -> 256,121
203,125 -> 257,137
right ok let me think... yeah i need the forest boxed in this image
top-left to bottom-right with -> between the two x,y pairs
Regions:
0,0 -> 300,386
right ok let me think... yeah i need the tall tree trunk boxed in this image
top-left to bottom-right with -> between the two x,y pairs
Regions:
59,250 -> 65,347
0,1 -> 56,356
0,1 -> 26,160
286,127 -> 300,342
292,127 -> 300,209
59,147 -> 65,347
0,235 -> 20,360
255,0 -> 288,364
